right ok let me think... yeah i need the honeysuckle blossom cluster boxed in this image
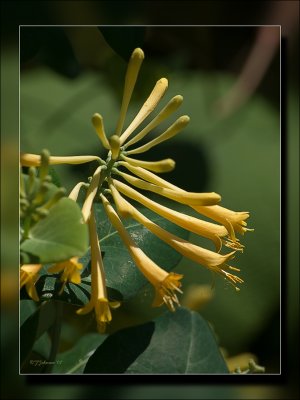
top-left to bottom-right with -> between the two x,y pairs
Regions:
20,48 -> 252,332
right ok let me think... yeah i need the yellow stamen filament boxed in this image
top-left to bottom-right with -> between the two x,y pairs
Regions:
81,166 -> 102,222
111,179 -> 227,249
68,182 -> 86,202
100,194 -> 183,311
109,135 -> 121,160
92,113 -> 110,150
116,170 -> 221,206
120,78 -> 169,144
115,48 -> 144,136
126,115 -> 190,155
120,155 -> 175,173
20,153 -> 101,167
124,95 -> 183,148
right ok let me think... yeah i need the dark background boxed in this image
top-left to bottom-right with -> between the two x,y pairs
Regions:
1,1 -> 299,399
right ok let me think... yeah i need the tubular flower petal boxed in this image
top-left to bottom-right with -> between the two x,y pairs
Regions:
100,194 -> 183,311
81,166 -> 102,222
119,162 -> 250,246
111,178 -> 228,251
109,135 -> 121,161
20,264 -> 42,301
120,78 -> 169,144
48,257 -> 83,294
92,113 -> 110,150
115,48 -> 144,136
115,169 -> 221,206
109,185 -> 242,289
76,207 -> 120,333
193,205 -> 253,237
68,182 -> 87,202
120,155 -> 176,173
125,115 -> 190,155
124,95 -> 183,148
20,153 -> 102,166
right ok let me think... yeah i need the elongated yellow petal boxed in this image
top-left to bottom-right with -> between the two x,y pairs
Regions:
92,113 -> 110,150
116,170 -> 220,206
100,194 -> 171,285
68,182 -> 86,202
20,153 -> 102,166
88,207 -> 107,300
76,206 -> 116,329
20,264 -> 41,301
109,135 -> 121,160
111,179 -> 227,248
76,300 -> 94,315
125,115 -> 190,155
120,78 -> 169,144
193,205 -> 252,236
115,48 -> 144,136
119,161 -> 179,189
81,166 -> 102,222
124,95 -> 183,148
109,188 -> 236,275
119,162 -> 250,244
101,192 -> 183,311
120,155 -> 175,173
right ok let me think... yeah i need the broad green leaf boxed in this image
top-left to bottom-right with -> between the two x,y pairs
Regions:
20,197 -> 88,264
20,300 -> 56,368
84,307 -> 228,373
52,333 -> 107,374
83,202 -> 189,300
20,299 -> 38,325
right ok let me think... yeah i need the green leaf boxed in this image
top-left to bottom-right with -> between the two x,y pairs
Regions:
84,307 -> 228,373
52,333 -> 107,374
20,300 -> 56,368
20,197 -> 88,264
84,202 -> 189,300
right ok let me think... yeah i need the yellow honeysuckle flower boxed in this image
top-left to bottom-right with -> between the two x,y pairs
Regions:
120,155 -> 176,173
118,161 -> 249,246
111,178 -> 228,251
119,78 -> 169,144
20,153 -> 102,167
115,169 -> 221,206
76,207 -> 120,333
20,264 -> 42,302
193,205 -> 253,238
123,95 -> 183,149
125,115 -> 190,155
115,48 -> 144,136
48,257 -> 83,295
81,166 -> 102,222
100,193 -> 183,311
68,182 -> 87,202
109,184 -> 242,290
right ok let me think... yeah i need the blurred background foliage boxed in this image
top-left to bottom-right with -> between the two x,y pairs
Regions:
1,0 -> 299,399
